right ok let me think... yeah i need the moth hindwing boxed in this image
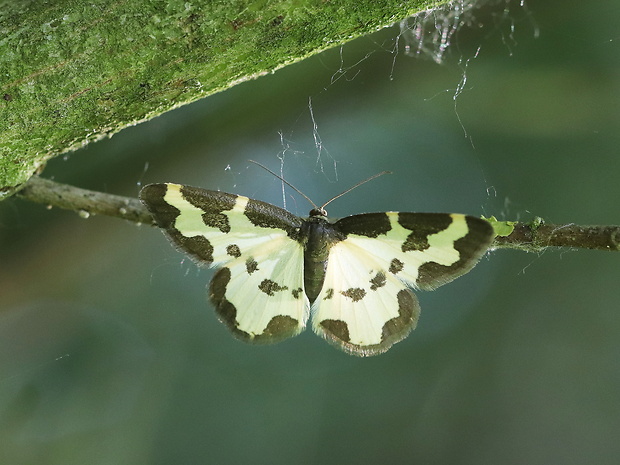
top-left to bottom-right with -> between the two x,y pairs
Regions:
140,183 -> 494,356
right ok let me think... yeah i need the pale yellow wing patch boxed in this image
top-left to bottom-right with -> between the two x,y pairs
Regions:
312,239 -> 420,356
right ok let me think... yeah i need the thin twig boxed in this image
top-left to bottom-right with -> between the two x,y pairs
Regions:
14,177 -> 620,252
16,176 -> 155,226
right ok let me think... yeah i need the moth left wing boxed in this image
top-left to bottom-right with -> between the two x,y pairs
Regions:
312,212 -> 494,356
140,183 -> 309,344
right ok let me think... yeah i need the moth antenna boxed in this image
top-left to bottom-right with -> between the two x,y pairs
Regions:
248,160 -> 320,211
320,171 -> 392,210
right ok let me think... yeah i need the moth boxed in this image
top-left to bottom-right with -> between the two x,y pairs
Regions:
140,173 -> 494,356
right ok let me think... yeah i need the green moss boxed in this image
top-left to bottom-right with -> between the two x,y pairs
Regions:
484,216 -> 517,238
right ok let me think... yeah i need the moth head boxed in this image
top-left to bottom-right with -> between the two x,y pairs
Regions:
309,207 -> 328,218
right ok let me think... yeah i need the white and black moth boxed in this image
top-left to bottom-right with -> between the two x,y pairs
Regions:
140,183 -> 494,356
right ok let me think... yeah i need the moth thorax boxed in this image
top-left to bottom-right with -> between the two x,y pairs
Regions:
301,217 -> 344,262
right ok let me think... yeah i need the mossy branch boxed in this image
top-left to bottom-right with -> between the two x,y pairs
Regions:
0,0 -> 447,196
16,177 -> 620,252
491,221 -> 620,253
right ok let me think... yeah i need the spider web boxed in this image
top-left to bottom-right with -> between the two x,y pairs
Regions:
395,0 -> 537,65
268,0 -> 536,210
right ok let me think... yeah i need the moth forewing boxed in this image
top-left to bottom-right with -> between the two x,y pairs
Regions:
335,212 -> 494,291
400,213 -> 494,290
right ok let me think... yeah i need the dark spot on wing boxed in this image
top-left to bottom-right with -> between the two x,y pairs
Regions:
369,272 -> 386,291
246,257 -> 258,274
402,233 -> 429,252
180,185 -> 237,211
226,244 -> 241,258
260,315 -> 299,340
168,231 -> 214,264
139,184 -> 181,229
292,288 -> 303,299
201,212 -> 230,233
258,279 -> 289,296
379,289 -> 419,346
389,258 -> 403,274
210,267 -> 239,332
341,287 -> 366,302
323,288 -> 334,300
333,213 -> 391,238
177,185 -> 238,233
244,198 -> 303,239
398,213 -> 452,252
320,320 -> 350,343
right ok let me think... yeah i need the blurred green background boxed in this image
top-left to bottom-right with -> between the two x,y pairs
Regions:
1,0 -> 619,464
